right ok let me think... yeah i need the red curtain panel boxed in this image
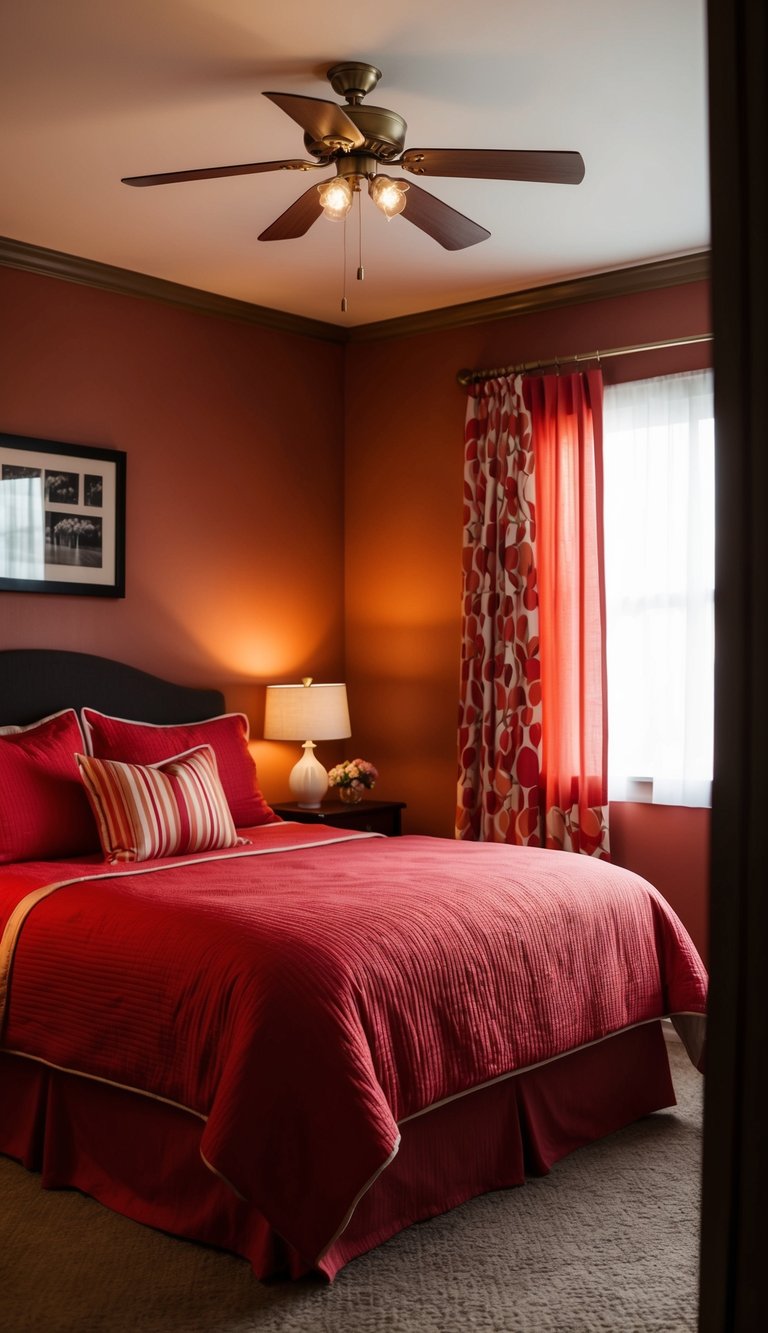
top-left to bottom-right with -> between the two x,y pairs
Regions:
457,370 -> 609,858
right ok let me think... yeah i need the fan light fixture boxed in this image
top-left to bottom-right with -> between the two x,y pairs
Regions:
263,677 -> 351,809
318,173 -> 410,223
317,177 -> 353,220
369,174 -> 410,218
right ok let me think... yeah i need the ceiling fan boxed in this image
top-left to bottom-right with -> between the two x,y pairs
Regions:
122,61 -> 585,252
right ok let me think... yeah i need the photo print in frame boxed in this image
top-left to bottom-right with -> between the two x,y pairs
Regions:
0,433 -> 126,596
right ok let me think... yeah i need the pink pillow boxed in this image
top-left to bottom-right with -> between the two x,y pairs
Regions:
81,709 -> 278,828
77,745 -> 248,864
0,710 -> 99,863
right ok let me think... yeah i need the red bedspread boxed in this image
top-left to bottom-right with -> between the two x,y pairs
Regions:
0,824 -> 707,1267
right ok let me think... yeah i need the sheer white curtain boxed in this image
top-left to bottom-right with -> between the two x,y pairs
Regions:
603,370 -> 714,806
0,476 -> 45,579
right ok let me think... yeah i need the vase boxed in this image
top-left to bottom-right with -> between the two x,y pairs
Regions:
339,786 -> 364,804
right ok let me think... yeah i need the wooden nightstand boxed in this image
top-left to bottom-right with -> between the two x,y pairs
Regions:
272,799 -> 406,837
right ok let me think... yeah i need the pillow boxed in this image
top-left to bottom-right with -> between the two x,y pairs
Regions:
0,710 -> 99,863
0,712 -> 60,735
77,745 -> 248,864
81,709 -> 279,828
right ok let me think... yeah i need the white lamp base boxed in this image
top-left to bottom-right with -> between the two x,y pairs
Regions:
288,741 -> 329,809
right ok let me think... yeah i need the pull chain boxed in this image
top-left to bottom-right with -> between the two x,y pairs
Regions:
357,185 -> 364,282
341,212 -> 348,313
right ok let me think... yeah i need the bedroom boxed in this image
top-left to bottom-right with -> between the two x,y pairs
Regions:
0,1 -> 765,1331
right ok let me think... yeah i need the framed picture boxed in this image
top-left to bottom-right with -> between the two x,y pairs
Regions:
0,433 -> 126,597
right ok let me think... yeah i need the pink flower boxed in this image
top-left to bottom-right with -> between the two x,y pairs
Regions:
327,757 -> 378,789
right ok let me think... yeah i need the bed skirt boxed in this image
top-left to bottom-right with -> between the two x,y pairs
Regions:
0,1021 -> 674,1280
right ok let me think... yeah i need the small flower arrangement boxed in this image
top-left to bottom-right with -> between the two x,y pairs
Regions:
328,758 -> 379,792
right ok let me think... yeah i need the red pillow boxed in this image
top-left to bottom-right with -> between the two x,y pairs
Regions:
81,709 -> 278,828
0,710 -> 99,863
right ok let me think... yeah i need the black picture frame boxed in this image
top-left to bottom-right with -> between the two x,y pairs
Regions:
0,433 -> 126,597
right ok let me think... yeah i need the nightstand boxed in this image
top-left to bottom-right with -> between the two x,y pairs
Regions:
272,799 -> 406,837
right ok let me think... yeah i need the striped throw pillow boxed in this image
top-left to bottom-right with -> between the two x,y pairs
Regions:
77,745 -> 247,864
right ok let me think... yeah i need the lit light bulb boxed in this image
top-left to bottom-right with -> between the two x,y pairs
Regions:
369,175 -> 409,219
317,178 -> 353,220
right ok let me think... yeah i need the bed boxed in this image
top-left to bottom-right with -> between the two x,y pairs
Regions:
0,649 -> 707,1281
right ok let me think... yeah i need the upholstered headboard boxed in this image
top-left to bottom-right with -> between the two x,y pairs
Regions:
0,650 -> 225,727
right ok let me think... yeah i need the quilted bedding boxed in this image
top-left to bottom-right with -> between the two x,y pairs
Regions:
0,823 -> 707,1267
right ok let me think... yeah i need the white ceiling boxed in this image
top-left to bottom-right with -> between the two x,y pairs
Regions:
0,0 -> 710,328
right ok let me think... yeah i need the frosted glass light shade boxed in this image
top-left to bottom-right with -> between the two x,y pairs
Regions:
317,178 -> 353,220
369,174 -> 409,218
263,683 -> 351,742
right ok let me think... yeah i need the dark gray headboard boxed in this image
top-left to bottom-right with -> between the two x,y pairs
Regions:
0,650 -> 225,726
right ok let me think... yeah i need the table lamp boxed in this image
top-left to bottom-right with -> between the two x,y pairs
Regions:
263,677 -> 351,808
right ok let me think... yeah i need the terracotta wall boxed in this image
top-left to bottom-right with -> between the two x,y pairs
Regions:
344,280 -> 711,958
0,266 -> 347,797
0,263 -> 711,957
610,801 -> 709,961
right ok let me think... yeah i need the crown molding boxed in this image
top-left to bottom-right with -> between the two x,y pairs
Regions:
345,252 -> 711,341
1,235 -> 709,346
0,235 -> 346,344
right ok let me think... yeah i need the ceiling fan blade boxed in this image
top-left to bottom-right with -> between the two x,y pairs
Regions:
400,182 -> 490,251
263,92 -> 365,151
258,182 -> 325,241
399,148 -> 586,185
122,159 -> 324,188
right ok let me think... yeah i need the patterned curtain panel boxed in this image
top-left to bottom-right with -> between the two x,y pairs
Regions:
456,370 -> 610,858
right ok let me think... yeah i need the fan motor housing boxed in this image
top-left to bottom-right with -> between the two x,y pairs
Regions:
304,104 -> 407,163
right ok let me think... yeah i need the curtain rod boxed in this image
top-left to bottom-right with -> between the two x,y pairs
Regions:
456,332 -> 713,387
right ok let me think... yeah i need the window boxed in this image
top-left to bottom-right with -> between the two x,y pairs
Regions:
0,475 -> 44,579
603,370 -> 714,806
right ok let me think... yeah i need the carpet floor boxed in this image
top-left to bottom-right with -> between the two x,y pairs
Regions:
0,1031 -> 702,1333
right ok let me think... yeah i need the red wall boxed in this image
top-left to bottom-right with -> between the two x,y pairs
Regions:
344,281 -> 711,957
0,266 -> 347,796
0,264 -> 711,957
610,802 -> 709,961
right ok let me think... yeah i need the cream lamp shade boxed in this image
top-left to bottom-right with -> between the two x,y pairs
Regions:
264,678 -> 351,809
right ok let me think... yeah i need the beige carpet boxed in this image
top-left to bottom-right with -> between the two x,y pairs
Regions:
0,1032 -> 701,1333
